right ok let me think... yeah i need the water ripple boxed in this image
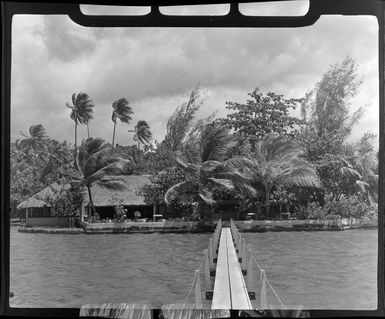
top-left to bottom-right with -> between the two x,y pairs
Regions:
10,228 -> 376,309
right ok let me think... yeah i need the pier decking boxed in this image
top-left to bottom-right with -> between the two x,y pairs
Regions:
184,219 -> 288,311
212,228 -> 252,309
79,220 -> 292,318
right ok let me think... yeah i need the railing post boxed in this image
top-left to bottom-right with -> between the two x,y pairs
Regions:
204,249 -> 210,290
241,237 -> 247,269
247,249 -> 254,290
237,234 -> 242,256
213,231 -> 216,252
213,228 -> 219,253
195,269 -> 202,307
260,269 -> 267,309
209,238 -> 214,269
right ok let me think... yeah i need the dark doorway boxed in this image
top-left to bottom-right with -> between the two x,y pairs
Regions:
95,206 -> 115,220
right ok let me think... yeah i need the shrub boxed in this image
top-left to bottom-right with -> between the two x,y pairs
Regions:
294,202 -> 339,220
293,195 -> 377,220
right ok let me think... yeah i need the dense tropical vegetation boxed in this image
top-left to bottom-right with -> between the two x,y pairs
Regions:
11,57 -> 378,224
235,134 -> 321,219
163,124 -> 256,216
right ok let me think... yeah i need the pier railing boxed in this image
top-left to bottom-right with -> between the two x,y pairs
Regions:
184,219 -> 286,310
230,219 -> 287,310
182,220 -> 222,308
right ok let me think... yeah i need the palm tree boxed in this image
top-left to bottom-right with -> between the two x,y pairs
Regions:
18,124 -> 49,165
47,139 -> 72,166
240,133 -> 321,219
128,120 -> 152,152
111,98 -> 133,150
353,133 -> 378,205
164,124 -> 255,217
39,139 -> 73,185
19,124 -> 48,152
63,137 -> 132,219
86,122 -> 91,138
66,92 -> 94,165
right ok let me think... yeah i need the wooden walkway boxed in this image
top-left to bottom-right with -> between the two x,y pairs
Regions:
211,228 -> 253,310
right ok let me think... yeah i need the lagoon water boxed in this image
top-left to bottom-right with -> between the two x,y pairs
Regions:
10,227 -> 377,309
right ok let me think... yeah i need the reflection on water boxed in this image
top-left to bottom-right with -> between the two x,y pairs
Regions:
10,228 -> 377,309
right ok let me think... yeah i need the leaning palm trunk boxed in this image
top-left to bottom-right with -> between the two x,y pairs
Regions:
74,122 -> 78,169
112,122 -> 117,150
87,185 -> 97,219
87,123 -> 90,138
263,182 -> 272,219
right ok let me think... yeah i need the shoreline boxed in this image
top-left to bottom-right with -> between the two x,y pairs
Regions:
17,217 -> 377,234
18,227 -> 84,234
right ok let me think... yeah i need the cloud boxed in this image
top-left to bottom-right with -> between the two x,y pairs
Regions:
10,14 -> 379,148
40,16 -> 97,62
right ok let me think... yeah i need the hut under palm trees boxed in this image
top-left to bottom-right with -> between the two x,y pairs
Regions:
17,175 -> 157,226
81,175 -> 155,222
17,182 -> 71,227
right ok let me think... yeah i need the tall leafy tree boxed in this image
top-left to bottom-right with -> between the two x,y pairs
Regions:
111,98 -> 133,150
240,133 -> 321,218
163,86 -> 203,152
301,56 -> 362,138
66,92 -> 94,164
300,57 -> 363,161
129,120 -> 152,152
135,86 -> 203,175
221,88 -> 303,150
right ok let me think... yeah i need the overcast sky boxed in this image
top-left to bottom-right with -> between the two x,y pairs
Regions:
11,4 -> 379,148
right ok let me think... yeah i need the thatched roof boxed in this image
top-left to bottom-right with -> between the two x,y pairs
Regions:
18,175 -> 153,209
17,183 -> 70,209
84,175 -> 151,207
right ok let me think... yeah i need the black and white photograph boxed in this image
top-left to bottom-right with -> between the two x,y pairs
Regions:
7,1 -> 380,317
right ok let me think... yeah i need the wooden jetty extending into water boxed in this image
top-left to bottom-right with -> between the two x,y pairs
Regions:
211,227 -> 252,309
80,220 -> 298,318
183,219 -> 285,311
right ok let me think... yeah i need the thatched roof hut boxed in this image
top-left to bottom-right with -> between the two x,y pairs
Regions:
83,175 -> 151,207
17,175 -> 154,222
17,182 -> 70,209
17,175 -> 152,209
